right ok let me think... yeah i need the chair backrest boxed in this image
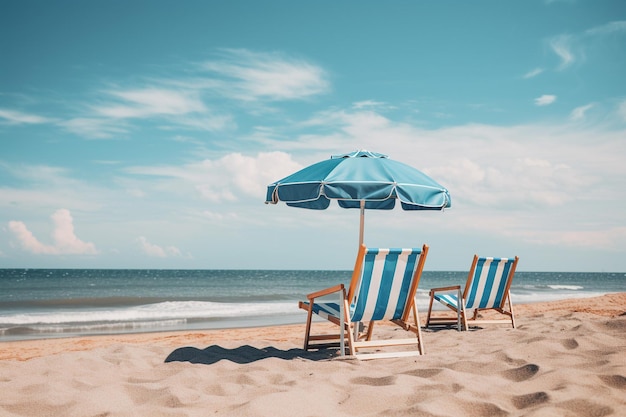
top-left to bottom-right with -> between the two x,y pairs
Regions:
348,245 -> 428,323
463,256 -> 519,310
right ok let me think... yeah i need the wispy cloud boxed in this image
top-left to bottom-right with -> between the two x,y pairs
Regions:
523,68 -> 544,79
168,114 -> 235,132
60,117 -> 129,139
2,49 -> 329,140
352,100 -> 386,109
0,108 -> 54,125
535,95 -> 557,106
0,162 -> 114,215
585,20 -> 626,36
549,35 -> 575,70
570,103 -> 594,121
548,20 -> 626,71
95,88 -> 206,119
8,209 -> 98,255
125,151 -> 302,202
136,236 -> 182,257
201,49 -> 330,101
0,162 -> 69,183
63,87 -> 232,138
618,100 -> 626,122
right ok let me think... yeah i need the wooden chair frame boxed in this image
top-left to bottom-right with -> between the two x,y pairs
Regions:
426,255 -> 519,331
299,244 -> 429,359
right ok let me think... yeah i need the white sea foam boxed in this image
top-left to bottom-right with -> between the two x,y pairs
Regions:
0,301 -> 297,326
547,285 -> 584,291
509,291 -> 606,305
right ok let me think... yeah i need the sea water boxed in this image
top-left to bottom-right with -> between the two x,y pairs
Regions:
0,269 -> 624,341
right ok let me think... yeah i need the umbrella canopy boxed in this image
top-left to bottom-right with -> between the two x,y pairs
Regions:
265,150 -> 451,245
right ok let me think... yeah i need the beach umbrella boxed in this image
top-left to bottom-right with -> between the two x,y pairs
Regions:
265,150 -> 451,246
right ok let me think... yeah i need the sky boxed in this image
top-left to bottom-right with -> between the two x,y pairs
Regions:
1,0 -> 625,272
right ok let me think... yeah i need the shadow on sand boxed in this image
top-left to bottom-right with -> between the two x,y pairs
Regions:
164,345 -> 336,365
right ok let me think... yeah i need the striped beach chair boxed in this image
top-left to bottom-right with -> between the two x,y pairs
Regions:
299,244 -> 429,359
426,255 -> 519,331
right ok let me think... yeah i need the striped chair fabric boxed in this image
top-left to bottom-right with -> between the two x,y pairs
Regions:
308,248 -> 423,324
427,255 -> 519,331
300,244 -> 429,358
434,257 -> 517,310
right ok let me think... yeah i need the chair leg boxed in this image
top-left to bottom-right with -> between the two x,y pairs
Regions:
456,288 -> 462,331
365,321 -> 375,341
412,303 -> 425,355
304,304 -> 314,350
460,303 -> 469,331
343,298 -> 356,356
507,291 -> 516,328
426,291 -> 435,327
339,293 -> 345,355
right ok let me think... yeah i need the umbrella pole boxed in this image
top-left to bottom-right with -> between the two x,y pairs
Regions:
359,200 -> 365,246
356,200 -> 365,342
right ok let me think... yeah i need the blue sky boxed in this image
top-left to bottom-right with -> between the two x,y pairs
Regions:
1,0 -> 625,271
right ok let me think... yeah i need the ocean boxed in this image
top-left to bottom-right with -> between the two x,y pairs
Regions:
1,269 -> 624,342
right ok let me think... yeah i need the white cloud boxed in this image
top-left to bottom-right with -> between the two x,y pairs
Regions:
201,49 -> 330,101
83,86 -> 235,135
0,162 -> 108,213
535,95 -> 557,106
266,106 -> 624,209
1,103 -> 624,268
137,236 -> 182,257
523,68 -> 544,79
570,103 -> 595,121
60,117 -> 128,139
0,162 -> 69,183
0,108 -> 53,124
618,100 -> 626,122
6,50 -> 328,141
547,20 -> 626,72
248,110 -> 625,258
169,114 -> 235,132
353,100 -> 386,109
62,87 -> 232,137
585,20 -> 626,36
8,209 -> 98,255
95,88 -> 206,119
126,151 -> 303,203
427,154 -> 586,210
549,35 -> 575,70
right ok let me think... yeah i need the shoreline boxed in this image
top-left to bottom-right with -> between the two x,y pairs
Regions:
1,293 -> 624,362
3,268 -> 623,344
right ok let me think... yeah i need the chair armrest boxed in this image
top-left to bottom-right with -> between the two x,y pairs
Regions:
429,285 -> 461,295
307,284 -> 345,300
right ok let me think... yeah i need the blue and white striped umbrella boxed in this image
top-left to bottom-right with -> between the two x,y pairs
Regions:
265,150 -> 451,245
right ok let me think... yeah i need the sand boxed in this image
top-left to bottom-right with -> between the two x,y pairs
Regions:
0,293 -> 624,417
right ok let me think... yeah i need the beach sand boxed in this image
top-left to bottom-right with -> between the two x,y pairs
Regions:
1,293 -> 624,417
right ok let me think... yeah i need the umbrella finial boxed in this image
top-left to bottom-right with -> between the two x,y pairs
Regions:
331,150 -> 388,159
